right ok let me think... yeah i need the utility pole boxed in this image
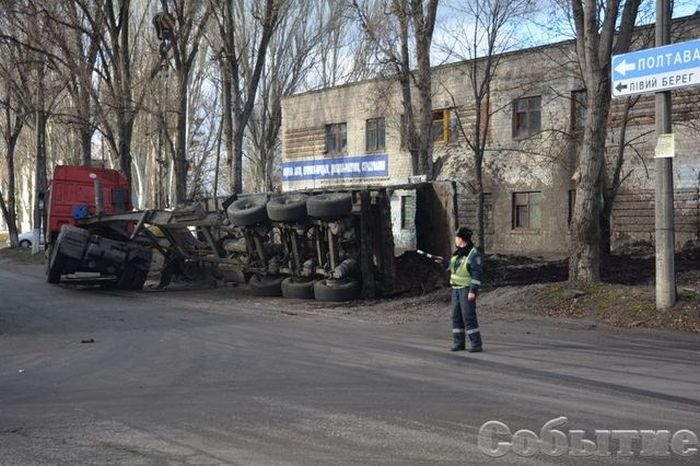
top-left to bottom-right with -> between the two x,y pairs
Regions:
654,0 -> 675,310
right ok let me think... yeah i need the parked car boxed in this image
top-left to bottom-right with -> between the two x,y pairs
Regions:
14,231 -> 45,248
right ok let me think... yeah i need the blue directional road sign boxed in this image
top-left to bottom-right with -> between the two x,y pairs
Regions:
611,38 -> 700,97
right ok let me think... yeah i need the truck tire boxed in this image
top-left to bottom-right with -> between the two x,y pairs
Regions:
117,245 -> 152,290
307,193 -> 353,219
19,239 -> 31,248
267,194 -> 308,222
226,196 -> 268,227
117,267 -> 149,290
45,244 -> 65,284
314,278 -> 360,302
281,277 -> 317,299
249,274 -> 284,297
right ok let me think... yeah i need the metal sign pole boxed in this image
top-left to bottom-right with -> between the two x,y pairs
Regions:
654,0 -> 676,310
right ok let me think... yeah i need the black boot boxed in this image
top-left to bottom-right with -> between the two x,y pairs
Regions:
468,330 -> 483,352
451,329 -> 466,351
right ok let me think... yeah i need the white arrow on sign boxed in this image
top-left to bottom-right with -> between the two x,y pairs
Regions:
614,59 -> 636,76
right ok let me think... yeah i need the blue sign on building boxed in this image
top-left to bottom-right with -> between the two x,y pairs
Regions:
282,154 -> 389,182
611,38 -> 700,97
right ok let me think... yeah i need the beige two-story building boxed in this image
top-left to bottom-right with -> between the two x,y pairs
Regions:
281,15 -> 700,256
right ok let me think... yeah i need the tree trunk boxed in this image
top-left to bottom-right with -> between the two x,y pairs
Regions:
174,74 -> 188,204
474,153 -> 485,252
34,108 -> 48,254
601,96 -> 633,257
232,123 -> 244,193
80,125 -> 92,166
3,122 -> 21,247
395,4 -> 418,176
118,112 -> 133,191
117,0 -> 134,191
414,28 -> 433,179
568,0 -> 640,282
222,68 -> 234,194
569,88 -> 609,282
0,190 -> 14,242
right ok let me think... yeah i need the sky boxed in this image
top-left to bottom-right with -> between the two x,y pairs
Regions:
432,0 -> 700,65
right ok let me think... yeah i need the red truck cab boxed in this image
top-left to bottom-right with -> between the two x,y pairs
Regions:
47,165 -> 132,242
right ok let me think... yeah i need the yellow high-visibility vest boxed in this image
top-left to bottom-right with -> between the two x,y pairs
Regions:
449,248 -> 476,288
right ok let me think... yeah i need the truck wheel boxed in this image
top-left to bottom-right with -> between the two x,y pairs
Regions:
249,274 -> 284,297
314,278 -> 360,302
281,277 -> 317,299
117,246 -> 152,290
307,193 -> 353,219
117,265 -> 149,290
45,244 -> 65,284
226,196 -> 268,227
19,239 -> 31,248
267,194 -> 308,222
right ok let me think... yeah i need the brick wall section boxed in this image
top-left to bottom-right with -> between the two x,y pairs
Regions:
609,89 -> 700,127
456,194 -> 493,228
283,126 -> 325,159
611,188 -> 700,248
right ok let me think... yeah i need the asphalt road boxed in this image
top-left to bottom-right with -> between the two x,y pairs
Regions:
1,262 -> 699,465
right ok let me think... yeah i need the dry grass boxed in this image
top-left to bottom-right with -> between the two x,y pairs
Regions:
0,247 -> 44,265
534,279 -> 700,332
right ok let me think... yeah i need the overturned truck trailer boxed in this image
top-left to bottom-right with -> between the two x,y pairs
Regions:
220,181 -> 456,300
44,166 -> 457,301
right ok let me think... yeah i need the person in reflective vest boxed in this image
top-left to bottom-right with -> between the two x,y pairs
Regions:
435,227 -> 483,352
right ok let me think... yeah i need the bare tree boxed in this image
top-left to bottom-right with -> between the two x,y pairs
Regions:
568,0 -> 641,282
0,2 -> 67,251
44,1 -> 103,166
158,0 -> 212,204
353,0 -> 440,179
0,48 -> 30,248
438,0 -> 535,251
245,0 -> 329,192
212,0 -> 284,195
76,0 -> 159,192
312,0 -> 379,89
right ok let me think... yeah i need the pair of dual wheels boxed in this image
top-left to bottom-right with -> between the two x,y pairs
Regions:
227,193 -> 353,226
249,275 -> 360,301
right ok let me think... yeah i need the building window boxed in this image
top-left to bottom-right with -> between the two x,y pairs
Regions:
568,189 -> 576,224
325,122 -> 347,155
366,117 -> 385,152
512,191 -> 542,229
571,90 -> 587,130
513,96 -> 541,139
432,108 -> 459,144
400,195 -> 416,230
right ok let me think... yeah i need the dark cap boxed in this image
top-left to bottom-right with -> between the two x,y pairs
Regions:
456,227 -> 473,241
